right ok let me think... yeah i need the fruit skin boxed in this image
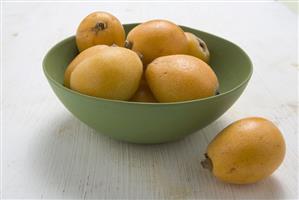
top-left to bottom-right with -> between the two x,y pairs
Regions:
145,55 -> 219,103
64,45 -> 108,88
185,32 -> 210,63
204,117 -> 286,184
70,46 -> 143,100
130,77 -> 157,103
76,11 -> 125,52
126,19 -> 189,65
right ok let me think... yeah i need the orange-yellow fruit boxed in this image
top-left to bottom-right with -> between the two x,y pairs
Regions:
130,78 -> 157,102
202,117 -> 286,184
146,55 -> 219,102
64,45 -> 108,87
126,19 -> 189,65
76,11 -> 125,52
185,32 -> 210,63
70,46 -> 143,100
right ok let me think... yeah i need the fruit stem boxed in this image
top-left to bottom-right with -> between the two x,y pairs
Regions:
92,22 -> 107,33
201,153 -> 213,171
197,38 -> 207,52
124,40 -> 133,49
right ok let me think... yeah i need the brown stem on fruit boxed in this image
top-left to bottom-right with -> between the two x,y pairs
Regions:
91,22 -> 107,33
124,40 -> 133,49
201,153 -> 213,171
197,38 -> 207,52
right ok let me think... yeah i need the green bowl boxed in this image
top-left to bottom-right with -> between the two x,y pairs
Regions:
43,23 -> 252,144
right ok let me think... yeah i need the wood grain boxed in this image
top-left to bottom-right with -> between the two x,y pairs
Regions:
2,2 -> 298,199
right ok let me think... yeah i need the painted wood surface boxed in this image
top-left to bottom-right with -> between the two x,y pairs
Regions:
2,1 -> 298,199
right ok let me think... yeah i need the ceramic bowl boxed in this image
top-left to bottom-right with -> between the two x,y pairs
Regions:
43,24 -> 252,144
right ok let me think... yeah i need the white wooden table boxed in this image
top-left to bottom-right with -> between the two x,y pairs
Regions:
2,2 -> 298,199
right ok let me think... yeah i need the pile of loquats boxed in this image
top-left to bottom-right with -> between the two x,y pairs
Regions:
63,11 -> 286,185
65,11 -> 216,103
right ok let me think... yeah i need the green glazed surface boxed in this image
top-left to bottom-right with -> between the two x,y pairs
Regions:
43,24 -> 253,144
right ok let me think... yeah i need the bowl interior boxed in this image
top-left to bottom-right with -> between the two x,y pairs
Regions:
44,23 -> 252,101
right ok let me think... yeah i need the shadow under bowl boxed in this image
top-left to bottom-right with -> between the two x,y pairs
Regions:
43,24 -> 253,144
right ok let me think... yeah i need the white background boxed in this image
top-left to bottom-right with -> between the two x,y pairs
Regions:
2,1 -> 298,199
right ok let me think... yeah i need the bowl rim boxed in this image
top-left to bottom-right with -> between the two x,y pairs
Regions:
42,23 -> 253,106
